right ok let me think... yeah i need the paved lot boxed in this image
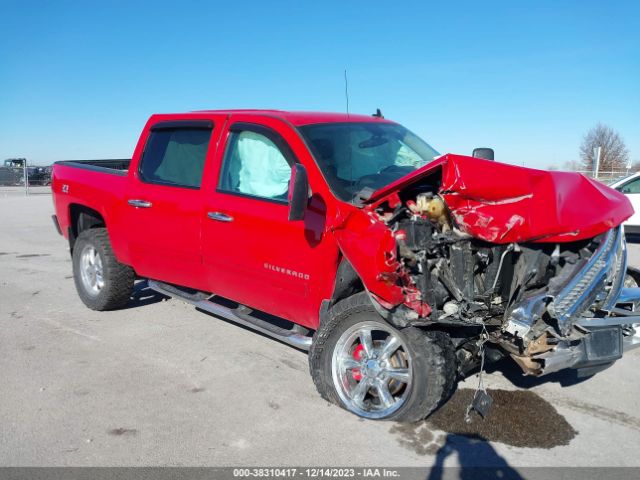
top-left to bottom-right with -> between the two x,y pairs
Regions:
1,194 -> 639,468
0,186 -> 51,197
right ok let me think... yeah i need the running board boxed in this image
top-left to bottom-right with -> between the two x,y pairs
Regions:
147,279 -> 313,351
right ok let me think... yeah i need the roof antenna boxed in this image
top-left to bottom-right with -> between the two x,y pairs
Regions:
372,108 -> 384,118
344,69 -> 350,118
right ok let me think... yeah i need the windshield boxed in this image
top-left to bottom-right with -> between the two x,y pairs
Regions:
299,122 -> 439,202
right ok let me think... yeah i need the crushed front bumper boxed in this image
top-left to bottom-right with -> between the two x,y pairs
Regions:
515,227 -> 640,375
537,287 -> 640,376
576,286 -> 640,354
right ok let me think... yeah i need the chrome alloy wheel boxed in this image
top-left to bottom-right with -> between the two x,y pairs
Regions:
79,245 -> 104,296
331,321 -> 412,419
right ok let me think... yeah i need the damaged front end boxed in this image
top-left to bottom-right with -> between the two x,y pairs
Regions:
334,154 -> 640,377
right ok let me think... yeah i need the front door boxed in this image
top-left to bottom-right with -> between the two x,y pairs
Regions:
201,118 -> 334,328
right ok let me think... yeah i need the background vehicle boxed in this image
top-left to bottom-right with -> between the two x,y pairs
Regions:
0,159 -> 52,186
1,158 -> 25,186
4,158 -> 26,168
26,165 -> 52,186
610,172 -> 640,234
0,167 -> 22,186
51,110 -> 640,421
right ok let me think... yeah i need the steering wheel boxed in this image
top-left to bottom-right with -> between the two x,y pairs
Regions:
355,174 -> 381,190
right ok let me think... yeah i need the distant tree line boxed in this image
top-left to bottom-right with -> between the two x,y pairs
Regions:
547,124 -> 636,174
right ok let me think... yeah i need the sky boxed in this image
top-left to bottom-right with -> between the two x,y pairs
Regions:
1,0 -> 638,168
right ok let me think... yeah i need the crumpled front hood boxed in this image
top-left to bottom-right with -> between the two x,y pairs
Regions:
367,154 -> 633,243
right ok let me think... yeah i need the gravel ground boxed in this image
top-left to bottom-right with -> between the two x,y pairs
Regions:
1,194 -> 639,468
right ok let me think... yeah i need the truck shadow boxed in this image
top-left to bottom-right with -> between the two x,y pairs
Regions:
124,280 -> 167,309
484,357 -> 591,388
427,434 -> 524,480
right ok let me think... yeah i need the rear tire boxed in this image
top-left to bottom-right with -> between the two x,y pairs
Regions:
309,292 -> 456,422
72,228 -> 135,311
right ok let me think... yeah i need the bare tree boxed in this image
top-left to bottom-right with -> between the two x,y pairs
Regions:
580,123 -> 629,172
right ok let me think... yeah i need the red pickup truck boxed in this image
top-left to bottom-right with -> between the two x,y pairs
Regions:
52,110 -> 640,421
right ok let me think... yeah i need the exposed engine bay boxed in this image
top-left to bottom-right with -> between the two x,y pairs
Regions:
366,169 -> 629,377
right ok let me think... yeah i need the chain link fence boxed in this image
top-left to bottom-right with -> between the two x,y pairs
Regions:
0,159 -> 52,196
565,169 -> 633,185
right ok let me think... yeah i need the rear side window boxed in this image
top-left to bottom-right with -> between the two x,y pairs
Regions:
139,126 -> 212,188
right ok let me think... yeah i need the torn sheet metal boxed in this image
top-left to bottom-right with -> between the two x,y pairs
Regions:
332,209 -> 431,317
333,154 -> 633,319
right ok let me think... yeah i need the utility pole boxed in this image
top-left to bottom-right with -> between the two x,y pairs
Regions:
23,159 -> 29,196
593,146 -> 602,179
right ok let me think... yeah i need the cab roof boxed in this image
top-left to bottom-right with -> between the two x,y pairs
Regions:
191,109 -> 395,126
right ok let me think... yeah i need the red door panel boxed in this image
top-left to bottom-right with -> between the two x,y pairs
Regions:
123,116 -> 224,291
124,183 -> 207,289
201,115 -> 339,328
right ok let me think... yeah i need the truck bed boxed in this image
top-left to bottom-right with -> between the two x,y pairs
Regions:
54,159 -> 131,175
51,159 -> 131,261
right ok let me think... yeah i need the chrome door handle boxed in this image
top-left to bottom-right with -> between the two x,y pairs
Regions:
128,199 -> 153,208
207,211 -> 233,222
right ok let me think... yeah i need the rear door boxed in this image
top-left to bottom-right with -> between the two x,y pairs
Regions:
201,116 -> 336,328
124,118 -> 219,290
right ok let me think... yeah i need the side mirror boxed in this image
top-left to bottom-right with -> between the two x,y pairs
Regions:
472,148 -> 494,161
288,164 -> 309,221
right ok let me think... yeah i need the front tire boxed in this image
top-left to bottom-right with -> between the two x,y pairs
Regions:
72,228 -> 135,311
309,292 -> 456,422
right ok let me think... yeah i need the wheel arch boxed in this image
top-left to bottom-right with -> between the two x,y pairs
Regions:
68,203 -> 106,252
330,257 -> 365,307
320,254 -> 422,330
319,256 -> 366,326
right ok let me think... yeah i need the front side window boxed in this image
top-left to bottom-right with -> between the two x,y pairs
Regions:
299,122 -> 439,202
139,126 -> 212,188
218,129 -> 292,201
